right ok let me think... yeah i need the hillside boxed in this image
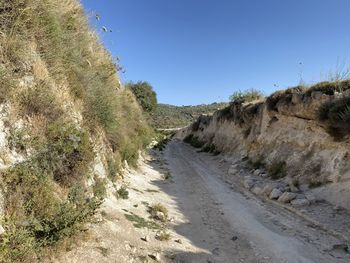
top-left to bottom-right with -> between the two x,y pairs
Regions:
0,1 -> 152,262
177,80 -> 350,209
152,102 -> 229,129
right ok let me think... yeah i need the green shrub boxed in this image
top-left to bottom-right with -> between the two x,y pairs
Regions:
183,134 -> 205,148
156,231 -> 171,241
116,186 -> 129,200
309,180 -> 323,188
93,177 -> 107,200
0,219 -> 36,263
201,144 -> 220,155
318,97 -> 350,139
152,102 -> 228,129
1,161 -> 102,260
126,81 -> 158,113
39,121 -> 95,186
248,158 -> 265,170
229,89 -> 264,103
107,157 -> 119,181
305,80 -> 350,96
153,136 -> 171,151
268,161 -> 287,180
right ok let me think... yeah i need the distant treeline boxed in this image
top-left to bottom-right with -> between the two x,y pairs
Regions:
152,102 -> 229,129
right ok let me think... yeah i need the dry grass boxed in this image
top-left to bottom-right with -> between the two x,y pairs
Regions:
0,0 -> 153,261
149,203 -> 168,222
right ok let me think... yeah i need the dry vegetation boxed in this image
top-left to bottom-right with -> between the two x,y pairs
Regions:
0,0 -> 153,262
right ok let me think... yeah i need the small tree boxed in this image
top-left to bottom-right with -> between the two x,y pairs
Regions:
229,88 -> 264,103
126,81 -> 157,113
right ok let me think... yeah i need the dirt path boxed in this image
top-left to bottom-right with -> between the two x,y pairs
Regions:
161,139 -> 350,263
54,139 -> 350,263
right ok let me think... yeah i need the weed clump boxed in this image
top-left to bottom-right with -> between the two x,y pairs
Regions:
116,186 -> 129,200
183,134 -> 205,148
318,97 -> 350,139
309,180 -> 323,188
268,161 -> 287,180
124,212 -> 161,230
156,231 -> 171,241
229,89 -> 264,104
247,158 -> 266,170
201,144 -> 221,155
305,80 -> 350,96
149,204 -> 168,222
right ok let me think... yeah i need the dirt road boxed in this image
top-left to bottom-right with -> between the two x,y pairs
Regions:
55,139 -> 350,263
162,139 -> 350,263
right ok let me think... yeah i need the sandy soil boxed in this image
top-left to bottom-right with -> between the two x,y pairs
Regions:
54,139 -> 350,263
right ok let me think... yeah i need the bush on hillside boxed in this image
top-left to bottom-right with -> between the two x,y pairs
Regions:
126,81 -> 158,113
318,97 -> 350,139
153,102 -> 229,129
0,0 -> 154,261
305,80 -> 350,96
229,89 -> 264,103
183,134 -> 205,148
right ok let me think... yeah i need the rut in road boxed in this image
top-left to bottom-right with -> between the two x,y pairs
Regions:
161,139 -> 349,263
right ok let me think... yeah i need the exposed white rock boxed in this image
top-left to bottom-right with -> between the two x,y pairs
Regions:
0,225 -> 5,235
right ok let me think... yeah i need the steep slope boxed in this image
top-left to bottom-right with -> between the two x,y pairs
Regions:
0,1 -> 152,262
177,81 -> 350,209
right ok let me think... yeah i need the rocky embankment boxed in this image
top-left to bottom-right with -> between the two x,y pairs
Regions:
177,83 -> 350,210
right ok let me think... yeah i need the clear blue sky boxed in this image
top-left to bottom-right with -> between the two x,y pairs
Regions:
81,0 -> 350,106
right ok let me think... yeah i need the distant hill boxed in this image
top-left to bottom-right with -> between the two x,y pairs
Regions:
152,102 -> 229,129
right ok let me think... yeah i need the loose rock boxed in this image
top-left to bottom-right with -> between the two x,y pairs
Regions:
175,239 -> 182,244
262,184 -> 276,196
278,192 -> 297,203
141,236 -> 149,242
291,199 -> 310,207
269,188 -> 283,199
228,165 -> 238,175
149,253 -> 161,261
155,211 -> 166,222
253,169 -> 261,176
251,186 -> 263,195
243,179 -> 255,190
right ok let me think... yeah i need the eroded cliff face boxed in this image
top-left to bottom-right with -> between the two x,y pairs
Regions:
177,89 -> 350,208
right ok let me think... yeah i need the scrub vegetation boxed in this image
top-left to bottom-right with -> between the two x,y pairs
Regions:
0,0 -> 153,261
